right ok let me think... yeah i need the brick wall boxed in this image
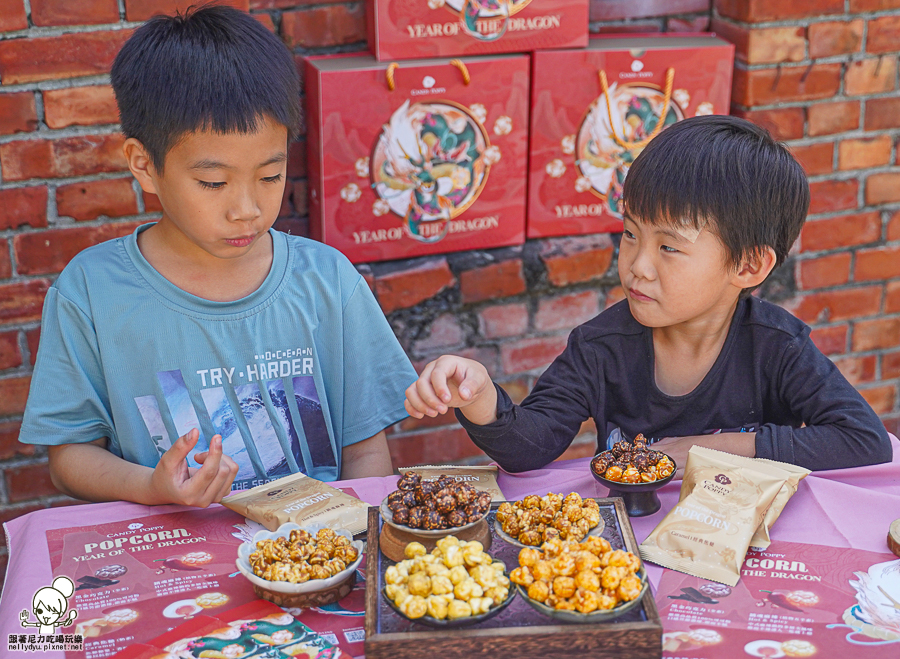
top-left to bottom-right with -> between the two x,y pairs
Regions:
0,0 -> 897,585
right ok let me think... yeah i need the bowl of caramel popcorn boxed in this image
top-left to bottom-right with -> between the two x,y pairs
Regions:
590,435 -> 677,517
381,536 -> 516,627
509,536 -> 647,623
494,492 -> 605,548
235,522 -> 364,608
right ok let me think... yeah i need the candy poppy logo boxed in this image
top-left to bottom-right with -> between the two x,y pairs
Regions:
11,576 -> 83,652
715,474 -> 731,485
370,100 -> 492,242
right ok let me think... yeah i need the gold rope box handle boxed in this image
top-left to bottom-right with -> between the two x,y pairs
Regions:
386,59 -> 472,91
598,67 -> 675,150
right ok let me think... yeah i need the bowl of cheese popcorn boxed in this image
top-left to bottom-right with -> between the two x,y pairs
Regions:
235,522 -> 364,608
382,536 -> 516,628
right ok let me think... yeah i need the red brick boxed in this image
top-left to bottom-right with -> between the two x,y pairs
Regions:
291,180 -> 308,217
0,375 -> 30,417
790,142 -> 833,176
124,0 -> 249,21
808,101 -> 860,137
715,0 -> 843,22
884,350 -> 900,380
0,330 -> 21,369
5,462 -> 58,503
0,92 -> 37,135
26,327 -> 39,366
808,20 -> 863,58
0,421 -> 33,461
0,280 -> 51,324
590,0 -> 707,20
801,212 -> 880,252
0,0 -> 27,31
535,291 -> 600,332
143,191 -> 164,213
478,303 -> 529,339
798,253 -> 851,289
850,0 -> 900,8
866,97 -> 900,131
43,85 -> 118,129
0,239 -> 9,279
287,140 -> 307,179
0,30 -> 132,84
375,258 -> 455,314
886,282 -> 900,313
667,16 -> 710,32
786,286 -> 883,324
866,172 -> 900,205
459,260 -> 526,304
250,0 -> 308,7
838,135 -> 892,171
397,407 -> 458,433
500,335 -> 568,374
885,416 -> 900,437
807,180 -> 860,216
281,5 -> 366,49
713,20 -> 805,65
845,58 -> 897,96
859,385 -> 896,415
810,324 -> 848,355
57,178 -> 138,222
834,355 -> 877,385
732,64 -> 841,107
594,22 -> 662,34
388,426 -> 486,467
0,187 -> 48,230
2,134 -> 127,182
855,246 -> 900,282
31,0 -> 119,26
889,210 -> 900,241
853,317 -> 900,351
540,235 -> 614,287
604,285 -> 626,310
414,314 -> 465,353
732,107 -> 805,141
254,13 -> 275,31
15,222 -> 141,275
868,16 -> 900,54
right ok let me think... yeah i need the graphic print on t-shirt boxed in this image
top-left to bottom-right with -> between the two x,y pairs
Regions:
133,351 -> 338,490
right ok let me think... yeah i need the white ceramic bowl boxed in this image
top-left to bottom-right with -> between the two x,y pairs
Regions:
235,522 -> 364,595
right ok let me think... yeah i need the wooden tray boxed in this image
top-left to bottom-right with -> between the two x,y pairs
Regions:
364,498 -> 662,659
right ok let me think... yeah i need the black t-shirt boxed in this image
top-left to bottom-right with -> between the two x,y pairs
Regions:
458,297 -> 891,472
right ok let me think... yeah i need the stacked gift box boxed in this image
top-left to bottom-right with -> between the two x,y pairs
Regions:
305,1 -> 735,263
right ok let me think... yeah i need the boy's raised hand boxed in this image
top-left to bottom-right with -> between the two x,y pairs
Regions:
405,355 -> 498,425
149,429 -> 239,507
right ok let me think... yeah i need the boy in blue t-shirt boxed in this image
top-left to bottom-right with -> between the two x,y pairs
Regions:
405,116 -> 892,475
18,6 -> 417,506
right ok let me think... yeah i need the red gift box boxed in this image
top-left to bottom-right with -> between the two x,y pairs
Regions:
366,0 -> 588,61
305,54 -> 529,263
527,35 -> 736,239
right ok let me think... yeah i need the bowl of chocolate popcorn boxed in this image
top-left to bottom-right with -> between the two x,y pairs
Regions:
590,435 -> 677,517
235,522 -> 364,608
381,471 -> 492,537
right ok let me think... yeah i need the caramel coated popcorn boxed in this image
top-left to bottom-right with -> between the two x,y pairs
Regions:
510,536 -> 644,614
495,492 -> 602,545
249,528 -> 359,584
591,435 -> 675,483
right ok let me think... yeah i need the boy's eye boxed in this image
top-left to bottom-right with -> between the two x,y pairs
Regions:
661,245 -> 679,254
198,180 -> 225,190
261,174 -> 283,184
623,229 -> 636,240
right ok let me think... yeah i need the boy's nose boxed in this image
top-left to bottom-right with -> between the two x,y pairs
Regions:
629,248 -> 656,281
227,188 -> 262,223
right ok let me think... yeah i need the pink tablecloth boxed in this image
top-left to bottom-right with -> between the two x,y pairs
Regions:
3,433 -> 898,655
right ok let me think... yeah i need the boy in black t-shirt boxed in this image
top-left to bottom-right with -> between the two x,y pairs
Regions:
404,115 -> 892,475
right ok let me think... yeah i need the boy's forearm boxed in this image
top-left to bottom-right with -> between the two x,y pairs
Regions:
48,441 -> 158,505
340,431 -> 393,479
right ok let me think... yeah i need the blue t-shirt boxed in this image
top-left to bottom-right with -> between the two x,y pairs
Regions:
19,224 -> 417,489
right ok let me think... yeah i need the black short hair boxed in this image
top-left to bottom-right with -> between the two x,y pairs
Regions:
111,3 -> 300,172
623,115 -> 809,281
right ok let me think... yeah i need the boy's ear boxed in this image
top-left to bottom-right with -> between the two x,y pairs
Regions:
733,246 -> 777,290
122,138 -> 159,195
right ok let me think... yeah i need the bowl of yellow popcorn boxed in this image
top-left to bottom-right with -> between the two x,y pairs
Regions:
510,536 -> 647,623
235,522 -> 364,608
382,536 -> 516,627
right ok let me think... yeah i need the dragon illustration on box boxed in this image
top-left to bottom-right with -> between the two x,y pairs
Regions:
370,100 -> 493,243
431,0 -> 532,41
